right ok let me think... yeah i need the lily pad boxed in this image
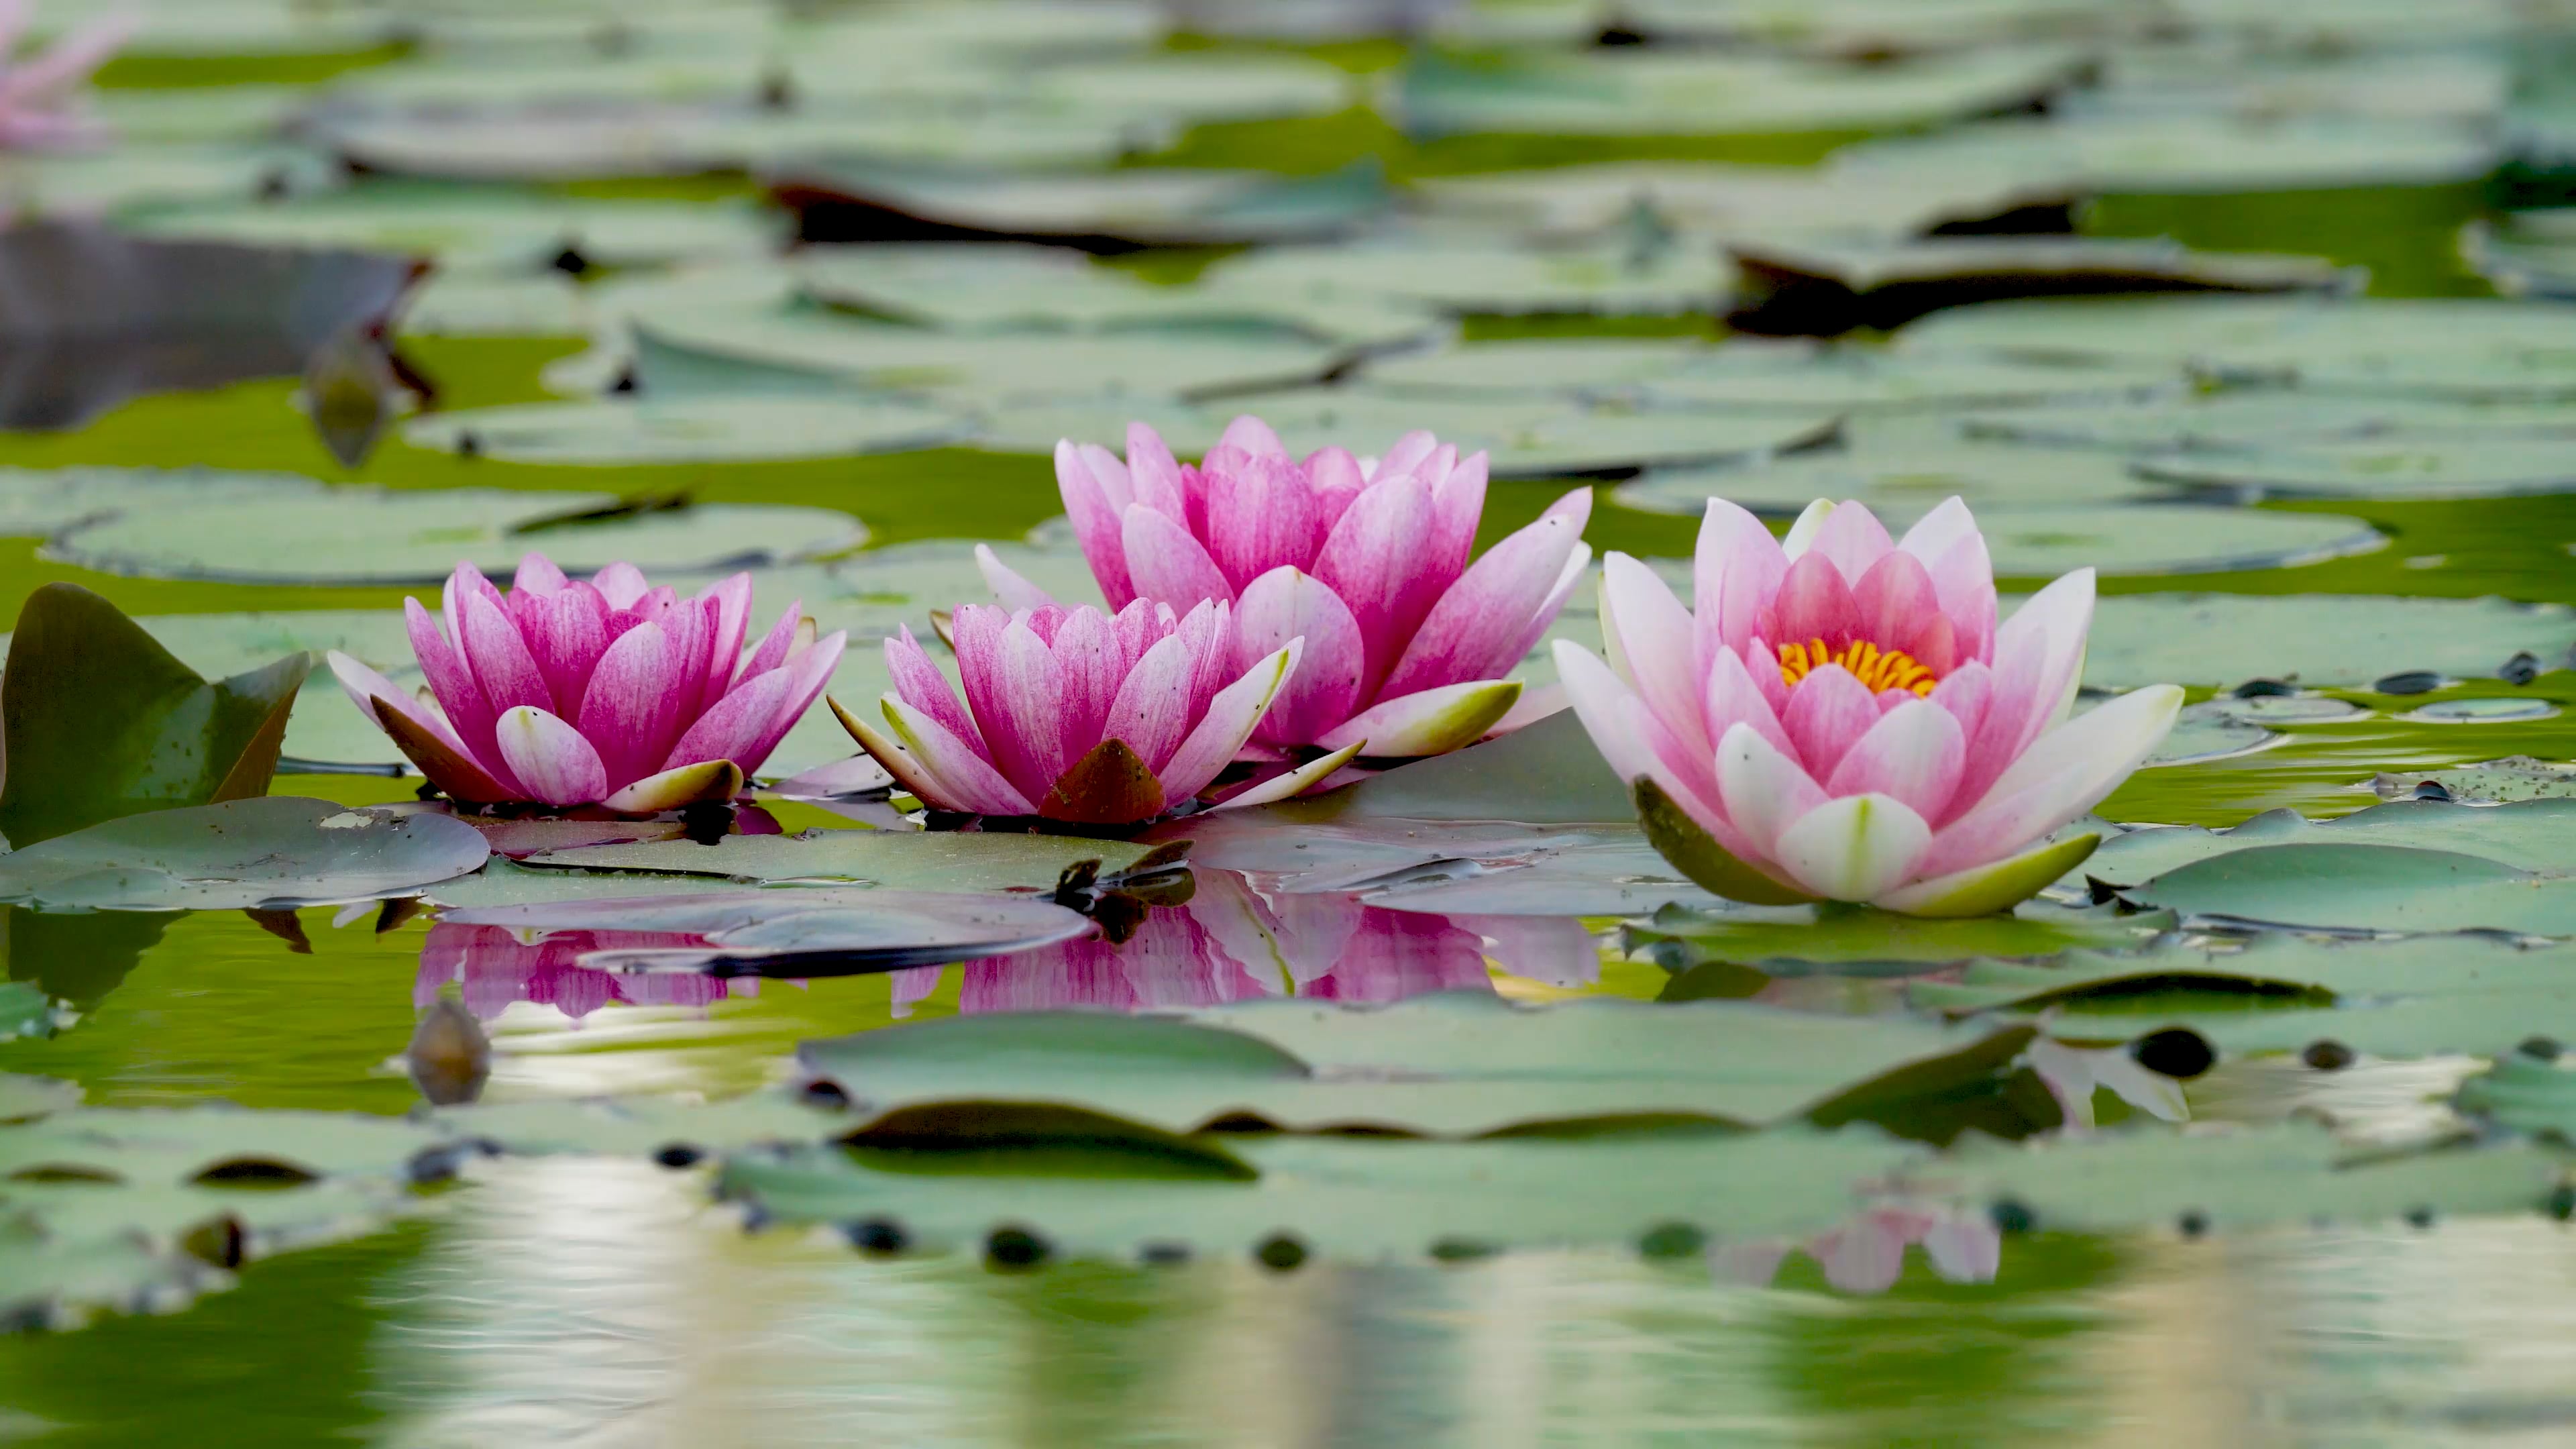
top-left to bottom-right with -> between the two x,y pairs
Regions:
1918,936 -> 2576,1061
2373,757 -> 2576,802
0,1102 -> 454,1328
1410,160 -> 2079,243
46,485 -> 867,584
1201,235 -> 1733,318
0,798 -> 490,912
2117,844 -> 2576,936
1899,295 -> 2576,400
1899,1124 -> 2565,1234
1725,237 -> 2358,337
768,160 -> 1391,250
793,243 -> 1448,347
518,829 -> 1159,894
984,389 -> 1844,478
2072,594 -> 2576,690
403,396 -> 977,464
123,184 -> 788,275
1396,46 -> 2088,138
1369,338 -> 2171,410
0,584 -> 309,847
795,992 -> 2041,1136
630,309 -> 1347,407
2457,1055 -> 2576,1142
1627,899 -> 2173,975
315,93 -> 1157,182
436,888 -> 1094,975
2134,439 -> 2576,501
1618,437 -> 2167,527
2082,799 -> 2576,888
718,1126 -> 1917,1263
1829,113 -> 2498,197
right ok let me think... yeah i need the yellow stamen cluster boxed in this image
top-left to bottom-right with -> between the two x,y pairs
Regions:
1777,637 -> 1937,698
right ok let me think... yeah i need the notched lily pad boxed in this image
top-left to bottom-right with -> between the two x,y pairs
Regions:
2373,757 -> 2576,802
517,829 -> 1162,894
436,888 -> 1094,976
0,798 -> 490,912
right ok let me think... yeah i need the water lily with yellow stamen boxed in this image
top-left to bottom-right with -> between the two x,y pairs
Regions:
1556,496 -> 2180,917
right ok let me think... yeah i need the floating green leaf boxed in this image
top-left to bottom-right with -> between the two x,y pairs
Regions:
797,994 -> 2044,1137
0,798 -> 490,912
0,584 -> 309,848
517,829 -> 1158,893
47,486 -> 867,585
717,1126 -> 1917,1263
1629,898 -> 2172,975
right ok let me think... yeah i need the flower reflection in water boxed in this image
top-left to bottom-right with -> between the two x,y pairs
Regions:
1719,1205 -> 2004,1296
419,922 -> 761,1024
892,868 -> 1599,1016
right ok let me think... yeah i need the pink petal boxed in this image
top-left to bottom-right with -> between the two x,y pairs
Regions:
1122,504 -> 1234,608
513,553 -> 568,594
1377,500 -> 1587,700
1600,551 -> 1705,754
1805,500 -> 1896,584
1176,598 -> 1234,720
1218,414 -> 1289,459
1921,684 -> 2179,879
663,667 -> 796,771
1156,641 -> 1301,804
1851,550 -> 1945,663
885,625 -> 981,753
504,584 -> 609,718
1310,470 -> 1436,700
576,621 -> 676,792
694,574 -> 755,716
1203,451 -> 1322,594
878,695 -> 1040,816
1316,679 -> 1522,758
1103,633 -> 1198,771
1823,700 -> 1967,822
730,629 -> 845,777
592,562 -> 650,610
405,597 -> 506,777
1713,720 -> 1827,862
1422,449 -> 1491,592
493,706 -> 610,806
1305,446 -> 1368,531
1056,439 -> 1136,608
1898,497 -> 1998,665
460,591 -> 552,727
1782,663 -> 1879,779
1234,566 -> 1363,747
1378,430 -> 1440,483
1695,498 -> 1790,664
326,649 -> 511,799
976,543 -> 1059,614
1956,570 -> 2094,808
963,612 -> 1069,804
1051,607 -> 1125,767
739,602 -> 802,685
1554,640 -> 1656,787
1769,551 -> 1863,652
1705,645 -> 1798,763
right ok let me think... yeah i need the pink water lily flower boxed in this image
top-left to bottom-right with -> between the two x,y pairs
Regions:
329,555 -> 844,813
837,599 -> 1309,824
981,415 -> 1593,759
1558,496 -> 2180,917
0,3 -> 135,150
